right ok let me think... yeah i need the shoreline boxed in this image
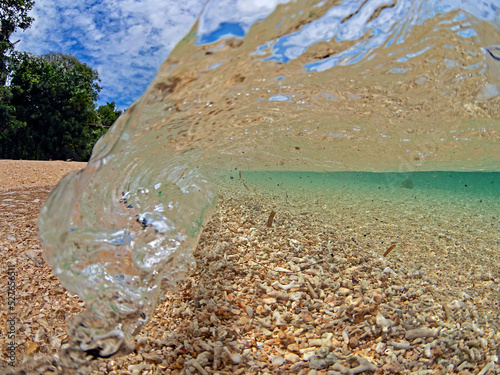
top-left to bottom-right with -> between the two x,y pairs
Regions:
0,161 -> 499,374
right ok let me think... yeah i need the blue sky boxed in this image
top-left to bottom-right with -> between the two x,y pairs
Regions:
14,0 -> 206,109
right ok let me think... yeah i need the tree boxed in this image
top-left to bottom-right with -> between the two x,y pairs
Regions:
0,52 -> 103,161
1,0 -> 35,85
0,0 -> 35,140
96,101 -> 122,129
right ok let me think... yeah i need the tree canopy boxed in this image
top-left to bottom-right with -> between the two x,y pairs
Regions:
1,0 -> 35,84
96,101 -> 123,129
0,52 -> 121,161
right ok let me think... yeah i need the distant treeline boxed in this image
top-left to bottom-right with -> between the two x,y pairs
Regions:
0,1 -> 122,161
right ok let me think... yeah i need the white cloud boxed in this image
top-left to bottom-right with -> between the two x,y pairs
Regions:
197,0 -> 289,43
14,0 -> 206,108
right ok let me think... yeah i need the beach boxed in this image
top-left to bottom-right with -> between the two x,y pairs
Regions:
0,160 -> 87,373
0,161 -> 499,374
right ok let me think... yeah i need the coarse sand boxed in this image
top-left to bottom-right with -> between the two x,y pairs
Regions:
0,160 -> 87,191
1,160 -> 499,374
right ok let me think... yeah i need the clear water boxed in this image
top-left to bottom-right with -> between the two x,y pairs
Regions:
37,0 -> 500,366
222,170 -> 500,196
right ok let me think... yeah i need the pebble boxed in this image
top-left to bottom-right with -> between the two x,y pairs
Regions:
262,297 -> 277,304
285,352 -> 300,363
405,327 -> 440,340
314,347 -> 330,359
331,356 -> 377,374
376,312 -> 394,332
142,352 -> 162,364
34,327 -> 47,343
231,353 -> 242,364
449,299 -> 465,309
246,305 -> 254,318
290,362 -> 304,372
303,351 -> 316,361
49,337 -> 61,350
337,287 -> 351,296
271,355 -> 285,366
128,363 -> 150,375
375,342 -> 386,353
308,356 -> 327,370
390,341 -> 410,350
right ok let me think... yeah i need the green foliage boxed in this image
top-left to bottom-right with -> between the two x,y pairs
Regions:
0,52 -> 106,161
1,0 -> 35,84
0,0 -> 34,40
97,101 -> 122,129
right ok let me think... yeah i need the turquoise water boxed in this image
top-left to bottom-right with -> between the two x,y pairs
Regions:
222,170 -> 500,197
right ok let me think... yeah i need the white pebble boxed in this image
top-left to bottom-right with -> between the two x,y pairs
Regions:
461,291 -> 472,300
303,351 -> 315,361
449,300 -> 465,309
231,353 -> 242,364
246,306 -> 254,318
390,341 -> 410,350
271,355 -> 285,366
375,342 -> 386,353
472,323 -> 485,336
383,266 -> 397,276
49,337 -> 62,350
285,353 -> 300,363
376,312 -> 394,332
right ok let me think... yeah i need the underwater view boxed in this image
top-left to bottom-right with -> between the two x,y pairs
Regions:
7,0 -> 500,374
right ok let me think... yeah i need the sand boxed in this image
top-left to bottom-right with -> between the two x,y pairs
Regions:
0,160 -> 87,191
0,161 -> 499,374
0,161 -> 87,371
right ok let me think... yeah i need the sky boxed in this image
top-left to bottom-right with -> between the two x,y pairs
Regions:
13,0 -> 206,109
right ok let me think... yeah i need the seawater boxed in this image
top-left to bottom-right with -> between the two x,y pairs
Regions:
35,0 -> 500,367
222,170 -> 500,196
219,170 -> 500,236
